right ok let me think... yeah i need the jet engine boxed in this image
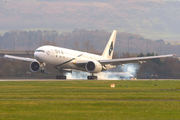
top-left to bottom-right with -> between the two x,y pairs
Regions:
30,61 -> 45,73
85,61 -> 102,73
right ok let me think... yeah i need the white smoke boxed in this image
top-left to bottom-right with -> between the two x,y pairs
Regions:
66,63 -> 140,80
119,63 -> 140,77
97,72 -> 119,80
66,71 -> 89,79
66,71 -> 112,80
66,71 -> 122,80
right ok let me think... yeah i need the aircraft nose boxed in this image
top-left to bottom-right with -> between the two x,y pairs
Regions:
34,50 -> 44,62
34,52 -> 37,59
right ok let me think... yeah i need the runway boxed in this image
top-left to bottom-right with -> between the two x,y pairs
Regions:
0,79 -> 180,81
0,79 -> 83,81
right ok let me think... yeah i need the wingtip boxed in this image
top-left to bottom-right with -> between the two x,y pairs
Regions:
172,54 -> 178,57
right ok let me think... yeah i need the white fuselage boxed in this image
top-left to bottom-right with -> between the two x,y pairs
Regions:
34,45 -> 110,72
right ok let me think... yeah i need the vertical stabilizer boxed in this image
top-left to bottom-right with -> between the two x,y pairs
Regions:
102,30 -> 117,59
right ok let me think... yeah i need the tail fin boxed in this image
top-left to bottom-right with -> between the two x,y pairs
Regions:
102,30 -> 117,59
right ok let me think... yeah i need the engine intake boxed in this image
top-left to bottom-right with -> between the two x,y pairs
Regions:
85,61 -> 102,73
30,61 -> 40,72
30,61 -> 45,73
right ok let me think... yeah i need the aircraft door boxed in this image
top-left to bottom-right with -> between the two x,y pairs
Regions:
50,49 -> 56,57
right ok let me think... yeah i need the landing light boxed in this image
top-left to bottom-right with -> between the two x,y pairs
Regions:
72,60 -> 76,64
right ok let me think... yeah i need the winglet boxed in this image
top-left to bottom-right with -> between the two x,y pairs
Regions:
102,30 -> 117,59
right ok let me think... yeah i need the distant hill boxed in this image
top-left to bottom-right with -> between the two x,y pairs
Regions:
0,0 -> 180,40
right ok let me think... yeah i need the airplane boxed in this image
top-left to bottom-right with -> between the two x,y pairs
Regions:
4,30 -> 174,80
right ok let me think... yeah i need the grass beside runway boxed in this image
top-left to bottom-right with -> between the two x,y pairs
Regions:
0,80 -> 180,120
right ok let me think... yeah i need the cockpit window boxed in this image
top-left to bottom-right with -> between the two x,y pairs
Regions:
36,50 -> 45,52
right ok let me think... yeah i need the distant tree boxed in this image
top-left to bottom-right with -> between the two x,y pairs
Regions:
121,52 -> 131,58
83,40 -> 91,52
42,38 -> 57,46
146,52 -> 155,56
75,41 -> 81,51
137,52 -> 144,57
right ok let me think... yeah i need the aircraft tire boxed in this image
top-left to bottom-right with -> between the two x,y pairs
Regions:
87,76 -> 97,80
56,76 -> 67,79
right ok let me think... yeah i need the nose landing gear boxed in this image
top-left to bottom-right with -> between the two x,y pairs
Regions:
56,75 -> 66,79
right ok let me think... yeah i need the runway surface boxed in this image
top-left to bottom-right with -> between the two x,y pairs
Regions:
0,79 -> 79,81
0,79 -> 180,81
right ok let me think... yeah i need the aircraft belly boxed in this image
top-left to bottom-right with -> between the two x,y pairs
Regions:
57,62 -> 86,72
42,56 -> 66,66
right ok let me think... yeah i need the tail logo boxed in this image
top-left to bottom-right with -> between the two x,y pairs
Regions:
109,41 -> 113,56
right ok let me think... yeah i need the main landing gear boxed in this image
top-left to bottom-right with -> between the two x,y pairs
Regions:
55,68 -> 97,80
56,69 -> 67,79
87,73 -> 98,80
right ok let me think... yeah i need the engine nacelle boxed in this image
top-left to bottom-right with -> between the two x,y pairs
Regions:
30,61 -> 45,73
85,61 -> 102,73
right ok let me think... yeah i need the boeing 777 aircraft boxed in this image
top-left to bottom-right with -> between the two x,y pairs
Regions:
4,30 -> 174,79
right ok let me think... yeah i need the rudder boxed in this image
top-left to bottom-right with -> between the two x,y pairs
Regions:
102,30 -> 117,59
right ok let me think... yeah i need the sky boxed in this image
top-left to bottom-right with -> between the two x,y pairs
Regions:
1,0 -> 180,41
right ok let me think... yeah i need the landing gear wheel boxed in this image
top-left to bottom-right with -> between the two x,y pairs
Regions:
87,76 -> 97,80
56,76 -> 67,79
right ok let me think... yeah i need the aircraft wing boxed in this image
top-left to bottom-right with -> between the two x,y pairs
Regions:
74,54 -> 174,65
4,54 -> 37,62
99,54 -> 174,65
